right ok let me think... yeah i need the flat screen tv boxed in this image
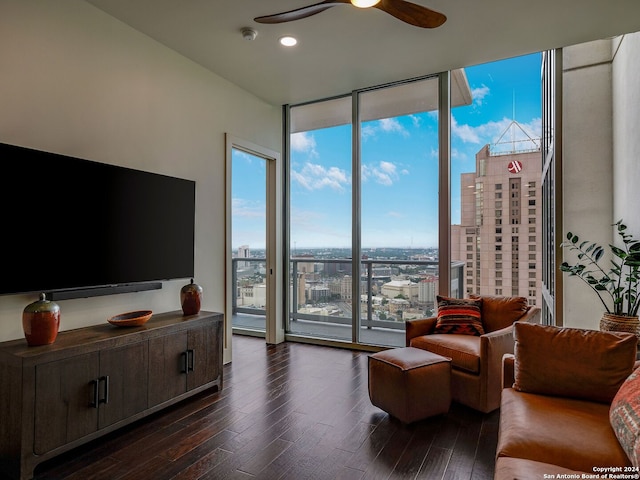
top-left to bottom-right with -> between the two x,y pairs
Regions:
1,142 -> 195,299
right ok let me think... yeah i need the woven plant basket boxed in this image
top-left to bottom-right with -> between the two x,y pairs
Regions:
600,313 -> 640,343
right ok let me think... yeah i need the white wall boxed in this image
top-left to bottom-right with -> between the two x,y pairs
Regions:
0,1 -> 281,356
562,39 -> 614,329
562,32 -> 640,328
613,34 -> 640,236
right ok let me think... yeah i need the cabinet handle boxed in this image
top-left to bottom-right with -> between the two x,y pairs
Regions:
90,379 -> 99,408
187,349 -> 195,373
99,375 -> 110,405
181,351 -> 188,374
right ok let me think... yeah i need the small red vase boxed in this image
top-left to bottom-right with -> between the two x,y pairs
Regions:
181,279 -> 203,315
22,293 -> 61,346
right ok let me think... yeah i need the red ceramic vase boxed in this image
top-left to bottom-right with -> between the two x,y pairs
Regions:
22,293 -> 61,346
181,279 -> 203,315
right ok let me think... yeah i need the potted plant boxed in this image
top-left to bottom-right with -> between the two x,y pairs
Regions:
560,220 -> 640,337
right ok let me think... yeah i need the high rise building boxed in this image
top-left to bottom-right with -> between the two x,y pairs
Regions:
451,122 -> 541,306
237,245 -> 250,269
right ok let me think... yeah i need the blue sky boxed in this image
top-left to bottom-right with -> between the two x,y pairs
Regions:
233,53 -> 542,250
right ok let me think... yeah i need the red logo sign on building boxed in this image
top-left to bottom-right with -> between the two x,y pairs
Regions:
507,160 -> 523,174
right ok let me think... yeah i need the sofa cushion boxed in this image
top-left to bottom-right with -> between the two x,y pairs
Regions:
513,322 -> 637,403
409,334 -> 480,374
470,294 -> 528,332
611,369 -> 640,467
497,388 -> 631,472
433,296 -> 484,336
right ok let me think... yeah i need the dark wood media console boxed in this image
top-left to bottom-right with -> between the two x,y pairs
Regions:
0,310 -> 223,480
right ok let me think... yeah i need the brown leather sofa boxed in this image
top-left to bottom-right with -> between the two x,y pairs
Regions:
406,295 -> 540,413
495,322 -> 638,479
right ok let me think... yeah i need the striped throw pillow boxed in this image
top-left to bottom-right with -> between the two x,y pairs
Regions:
610,369 -> 640,467
434,296 -> 484,336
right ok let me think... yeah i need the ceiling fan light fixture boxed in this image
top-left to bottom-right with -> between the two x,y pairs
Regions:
350,0 -> 381,8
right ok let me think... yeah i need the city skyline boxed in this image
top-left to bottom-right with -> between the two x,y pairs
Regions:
232,53 -> 542,250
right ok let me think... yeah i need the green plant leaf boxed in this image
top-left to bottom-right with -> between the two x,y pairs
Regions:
611,245 -> 626,258
594,247 -> 604,262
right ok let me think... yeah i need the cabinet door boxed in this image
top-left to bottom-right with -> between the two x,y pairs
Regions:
187,323 -> 221,391
34,353 -> 99,454
148,331 -> 188,407
98,341 -> 149,429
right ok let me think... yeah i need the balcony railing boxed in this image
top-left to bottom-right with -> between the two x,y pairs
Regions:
231,257 -> 464,347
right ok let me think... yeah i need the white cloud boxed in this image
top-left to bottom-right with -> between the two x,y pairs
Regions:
233,150 -> 254,163
361,124 -> 377,138
290,132 -> 318,156
290,207 -> 351,247
291,162 -> 350,191
452,116 -> 481,144
379,118 -> 409,137
472,85 -> 490,106
362,161 -> 401,186
386,211 -> 406,218
379,161 -> 396,174
452,115 -> 542,148
362,118 -> 410,139
232,198 -> 265,218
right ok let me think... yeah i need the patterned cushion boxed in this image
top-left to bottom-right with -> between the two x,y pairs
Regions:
433,296 -> 484,336
611,369 -> 640,467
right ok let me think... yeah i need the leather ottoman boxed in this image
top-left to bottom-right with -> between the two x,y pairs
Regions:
368,347 -> 451,423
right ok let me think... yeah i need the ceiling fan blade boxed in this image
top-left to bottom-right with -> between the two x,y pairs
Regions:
374,0 -> 446,28
254,0 -> 350,24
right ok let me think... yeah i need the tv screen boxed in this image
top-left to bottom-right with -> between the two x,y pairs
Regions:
1,142 -> 195,297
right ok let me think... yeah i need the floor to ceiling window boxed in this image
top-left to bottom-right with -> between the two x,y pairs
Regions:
358,78 -> 441,346
450,54 -> 543,308
288,96 -> 353,342
285,53 -> 543,348
287,76 -> 449,347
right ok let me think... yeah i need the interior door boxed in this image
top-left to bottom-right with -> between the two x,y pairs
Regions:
225,134 -> 282,362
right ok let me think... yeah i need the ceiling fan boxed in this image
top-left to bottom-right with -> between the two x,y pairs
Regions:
254,0 -> 447,29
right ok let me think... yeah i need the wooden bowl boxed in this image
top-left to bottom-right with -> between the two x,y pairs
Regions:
107,310 -> 153,327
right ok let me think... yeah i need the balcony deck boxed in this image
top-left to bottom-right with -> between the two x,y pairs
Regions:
233,312 -> 406,347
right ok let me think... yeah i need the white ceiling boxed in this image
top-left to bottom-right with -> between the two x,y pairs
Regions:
85,0 -> 640,106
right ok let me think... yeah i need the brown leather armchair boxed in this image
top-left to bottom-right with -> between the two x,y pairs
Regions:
405,295 -> 540,413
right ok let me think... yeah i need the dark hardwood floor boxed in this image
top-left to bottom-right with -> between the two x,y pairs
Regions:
31,335 -> 498,480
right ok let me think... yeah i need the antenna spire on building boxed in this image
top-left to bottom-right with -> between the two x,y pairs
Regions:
490,119 -> 540,155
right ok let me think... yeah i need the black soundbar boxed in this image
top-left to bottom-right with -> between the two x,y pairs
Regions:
46,282 -> 162,301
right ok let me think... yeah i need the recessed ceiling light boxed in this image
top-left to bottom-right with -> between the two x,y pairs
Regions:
351,0 -> 381,7
279,36 -> 297,47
